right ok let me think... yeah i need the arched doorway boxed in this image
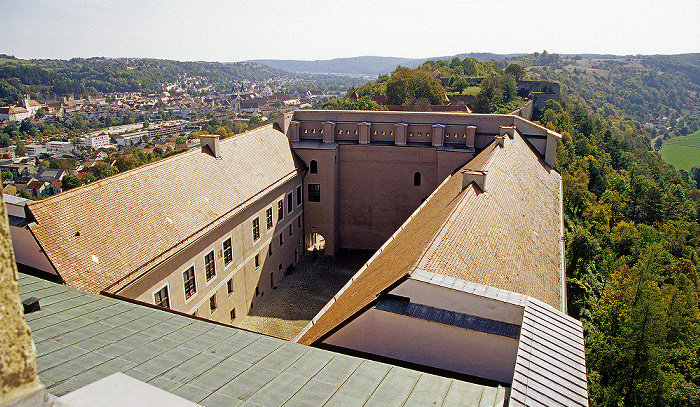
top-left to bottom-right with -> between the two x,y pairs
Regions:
306,232 -> 326,258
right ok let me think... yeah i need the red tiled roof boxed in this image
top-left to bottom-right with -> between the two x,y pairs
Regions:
28,125 -> 304,294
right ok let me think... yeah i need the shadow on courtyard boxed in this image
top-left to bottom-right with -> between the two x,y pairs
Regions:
236,249 -> 374,340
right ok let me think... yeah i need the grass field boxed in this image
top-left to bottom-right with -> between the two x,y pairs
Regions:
661,129 -> 700,171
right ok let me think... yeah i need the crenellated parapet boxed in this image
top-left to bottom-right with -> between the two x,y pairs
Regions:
284,110 -> 561,168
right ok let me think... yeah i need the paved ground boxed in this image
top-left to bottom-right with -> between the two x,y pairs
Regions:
237,249 -> 374,340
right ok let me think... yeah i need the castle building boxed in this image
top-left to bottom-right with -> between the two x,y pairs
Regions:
15,110 -> 587,406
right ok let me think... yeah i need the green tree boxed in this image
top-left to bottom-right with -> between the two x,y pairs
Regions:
14,140 -> 26,156
504,63 -> 526,81
461,57 -> 479,76
89,162 -> 118,180
472,76 -> 502,113
114,155 -> 142,172
1,171 -> 13,181
248,115 -> 263,126
61,175 -> 82,191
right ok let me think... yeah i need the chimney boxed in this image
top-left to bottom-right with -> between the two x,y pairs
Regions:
499,125 -> 515,138
494,135 -> 506,147
462,169 -> 488,192
200,134 -> 221,158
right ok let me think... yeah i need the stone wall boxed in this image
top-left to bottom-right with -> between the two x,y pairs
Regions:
0,195 -> 46,406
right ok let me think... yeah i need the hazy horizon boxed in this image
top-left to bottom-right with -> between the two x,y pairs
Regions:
1,0 -> 698,63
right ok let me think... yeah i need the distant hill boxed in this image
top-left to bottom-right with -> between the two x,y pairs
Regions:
250,53 -> 523,76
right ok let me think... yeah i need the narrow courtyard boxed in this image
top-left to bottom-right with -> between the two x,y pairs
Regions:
237,249 -> 374,340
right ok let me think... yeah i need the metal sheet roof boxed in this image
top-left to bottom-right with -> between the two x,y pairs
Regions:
510,298 -> 588,407
19,273 -> 505,406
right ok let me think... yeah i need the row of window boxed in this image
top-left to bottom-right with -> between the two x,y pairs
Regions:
253,186 -> 302,242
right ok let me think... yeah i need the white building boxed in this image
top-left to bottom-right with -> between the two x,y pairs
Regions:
45,141 -> 74,153
80,134 -> 110,149
116,131 -> 148,146
0,106 -> 31,122
25,144 -> 47,156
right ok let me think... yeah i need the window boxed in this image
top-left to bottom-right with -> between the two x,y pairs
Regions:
298,216 -> 302,229
183,266 -> 196,299
205,251 -> 215,281
270,272 -> 274,288
254,253 -> 260,268
414,172 -> 421,187
154,286 -> 169,309
268,243 -> 273,256
310,160 -> 317,174
279,234 -> 284,246
266,207 -> 273,229
209,294 -> 217,312
227,278 -> 233,295
289,225 -> 293,236
230,308 -> 236,321
256,285 -> 260,296
223,238 -> 232,265
308,184 -> 320,202
252,217 -> 260,241
287,192 -> 293,213
278,200 -> 284,222
296,185 -> 302,206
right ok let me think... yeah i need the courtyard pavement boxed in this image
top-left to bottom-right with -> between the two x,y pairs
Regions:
237,250 -> 374,340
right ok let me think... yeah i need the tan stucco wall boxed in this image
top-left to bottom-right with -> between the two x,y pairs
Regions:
119,174 -> 304,325
0,196 -> 44,405
337,145 -> 440,249
293,148 -> 339,254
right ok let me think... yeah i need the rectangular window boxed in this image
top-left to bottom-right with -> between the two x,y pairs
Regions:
287,192 -> 293,213
227,278 -> 233,295
230,308 -> 236,321
183,266 -> 196,299
223,238 -> 232,265
256,285 -> 260,296
279,233 -> 283,246
154,285 -> 169,309
205,251 -> 215,281
268,243 -> 273,256
296,185 -> 302,206
308,184 -> 320,202
278,200 -> 284,222
270,272 -> 274,288
289,225 -> 293,236
266,207 -> 273,229
252,217 -> 260,241
298,216 -> 302,229
209,294 -> 217,312
255,253 -> 260,267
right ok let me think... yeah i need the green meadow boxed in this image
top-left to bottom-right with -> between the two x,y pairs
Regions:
661,129 -> 700,171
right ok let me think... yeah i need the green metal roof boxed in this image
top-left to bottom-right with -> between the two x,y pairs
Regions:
20,273 -> 505,406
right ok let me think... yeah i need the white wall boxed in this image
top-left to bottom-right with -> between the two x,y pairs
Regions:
323,307 -> 519,383
390,279 -> 524,325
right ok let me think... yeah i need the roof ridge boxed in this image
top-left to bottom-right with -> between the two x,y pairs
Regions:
28,124 -> 277,210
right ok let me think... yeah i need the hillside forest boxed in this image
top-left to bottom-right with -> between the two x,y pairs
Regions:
519,53 -> 700,406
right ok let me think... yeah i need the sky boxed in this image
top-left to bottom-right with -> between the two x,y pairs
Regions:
1,0 -> 699,62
